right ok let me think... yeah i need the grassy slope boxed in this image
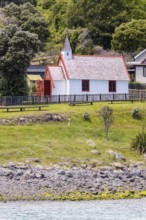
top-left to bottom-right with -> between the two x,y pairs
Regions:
0,102 -> 145,166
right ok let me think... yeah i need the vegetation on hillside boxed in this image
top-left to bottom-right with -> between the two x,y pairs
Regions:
0,2 -> 49,95
1,0 -> 146,94
36,0 -> 146,55
1,0 -> 146,55
0,102 -> 145,166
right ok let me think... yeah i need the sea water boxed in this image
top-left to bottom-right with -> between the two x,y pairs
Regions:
0,198 -> 146,220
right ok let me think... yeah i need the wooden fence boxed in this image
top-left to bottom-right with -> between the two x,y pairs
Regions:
1,90 -> 146,106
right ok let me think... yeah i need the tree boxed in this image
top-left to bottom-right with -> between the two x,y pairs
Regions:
112,19 -> 146,54
0,0 -> 37,7
3,2 -> 50,48
99,106 -> 114,140
0,25 -> 40,96
66,0 -> 146,49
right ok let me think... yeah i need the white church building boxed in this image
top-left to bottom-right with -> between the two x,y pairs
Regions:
42,35 -> 129,96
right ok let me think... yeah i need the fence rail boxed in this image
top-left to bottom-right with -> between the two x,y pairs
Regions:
0,90 -> 146,106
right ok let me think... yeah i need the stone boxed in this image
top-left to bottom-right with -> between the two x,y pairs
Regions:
91,162 -> 96,168
7,162 -> 15,168
33,158 -> 41,163
81,164 -> 87,169
58,171 -> 66,175
107,150 -> 115,158
90,150 -> 101,155
86,139 -> 96,147
66,172 -> 73,178
36,165 -> 44,170
112,162 -> 124,169
114,153 -> 126,162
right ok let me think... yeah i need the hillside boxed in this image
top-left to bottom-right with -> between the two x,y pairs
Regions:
0,102 -> 145,166
0,0 -> 146,56
36,0 -> 146,55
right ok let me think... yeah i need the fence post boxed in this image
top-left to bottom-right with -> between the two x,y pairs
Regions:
59,95 -> 61,104
86,94 -> 88,102
99,94 -> 101,101
141,93 -> 143,102
125,93 -> 127,101
74,94 -> 76,102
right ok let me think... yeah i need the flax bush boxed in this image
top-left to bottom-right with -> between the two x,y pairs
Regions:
131,128 -> 146,154
131,108 -> 142,120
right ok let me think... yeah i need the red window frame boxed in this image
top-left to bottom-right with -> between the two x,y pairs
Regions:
109,80 -> 116,92
82,80 -> 89,92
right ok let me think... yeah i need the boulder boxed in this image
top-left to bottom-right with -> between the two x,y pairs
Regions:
86,139 -> 96,147
90,150 -> 101,155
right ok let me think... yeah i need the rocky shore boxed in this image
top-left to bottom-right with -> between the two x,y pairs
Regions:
0,161 -> 146,201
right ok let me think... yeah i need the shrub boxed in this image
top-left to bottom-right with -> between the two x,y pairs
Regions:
131,128 -> 146,154
83,112 -> 90,121
99,106 -> 114,140
131,108 -> 142,120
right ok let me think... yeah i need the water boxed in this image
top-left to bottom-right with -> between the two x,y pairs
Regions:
0,199 -> 146,220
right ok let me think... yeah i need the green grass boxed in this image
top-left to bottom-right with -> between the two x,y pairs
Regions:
0,102 -> 145,166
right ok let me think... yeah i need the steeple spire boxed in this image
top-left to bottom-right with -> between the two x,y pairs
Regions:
61,31 -> 72,60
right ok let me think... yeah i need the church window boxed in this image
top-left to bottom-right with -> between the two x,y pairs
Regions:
109,81 -> 116,92
82,80 -> 89,92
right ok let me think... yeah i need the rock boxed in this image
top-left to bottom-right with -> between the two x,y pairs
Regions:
114,153 -> 126,162
112,162 -> 124,169
35,173 -> 45,179
66,172 -> 73,178
58,171 -> 66,175
91,162 -> 96,168
25,159 -> 30,164
36,165 -> 44,170
90,150 -> 101,155
16,170 -> 24,176
7,162 -> 15,168
107,150 -> 115,158
33,158 -> 41,163
86,139 -> 96,147
81,164 -> 87,169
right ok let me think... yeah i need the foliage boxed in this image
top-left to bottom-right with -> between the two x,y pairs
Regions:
83,112 -> 90,121
3,0 -> 146,53
131,128 -> 146,154
112,19 -> 146,54
131,108 -> 142,120
0,0 -> 37,7
3,2 -> 50,48
0,25 -> 40,96
66,0 -> 146,49
99,106 -> 114,140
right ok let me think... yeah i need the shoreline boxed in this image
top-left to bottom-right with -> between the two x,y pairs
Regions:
0,162 -> 146,202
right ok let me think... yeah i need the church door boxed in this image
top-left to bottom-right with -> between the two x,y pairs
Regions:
44,80 -> 51,96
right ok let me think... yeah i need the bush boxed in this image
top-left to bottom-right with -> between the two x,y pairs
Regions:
131,108 -> 142,120
131,128 -> 146,154
99,106 -> 114,140
83,112 -> 90,121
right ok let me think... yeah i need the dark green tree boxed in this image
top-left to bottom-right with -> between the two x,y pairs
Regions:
112,19 -> 146,54
0,0 -> 37,7
3,2 -> 50,48
67,0 -> 146,49
0,25 -> 40,96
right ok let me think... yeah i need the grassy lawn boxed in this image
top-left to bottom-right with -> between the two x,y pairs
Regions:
0,102 -> 145,166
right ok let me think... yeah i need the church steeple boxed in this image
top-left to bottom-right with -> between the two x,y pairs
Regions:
61,32 -> 72,60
